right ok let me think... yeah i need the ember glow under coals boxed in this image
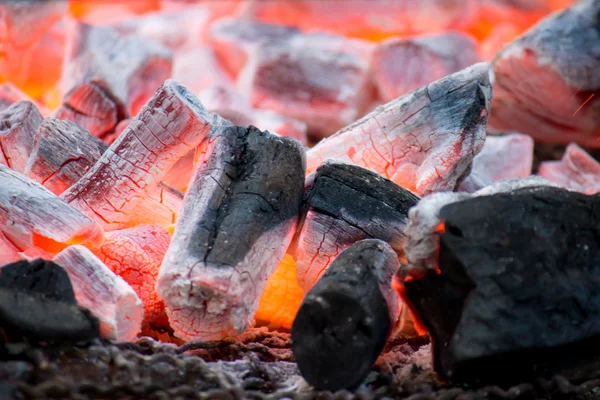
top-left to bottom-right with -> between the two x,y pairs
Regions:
2,0 -> 600,397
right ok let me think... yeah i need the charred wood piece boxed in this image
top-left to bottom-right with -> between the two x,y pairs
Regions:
0,164 -> 104,253
489,0 -> 600,147
53,245 -> 143,342
306,63 -> 492,195
24,118 -> 108,195
60,80 -> 228,231
292,239 -> 400,391
0,101 -> 43,173
295,160 -> 419,291
54,79 -> 128,140
398,187 -> 600,382
0,258 -> 99,344
403,176 -> 556,277
157,125 -> 306,341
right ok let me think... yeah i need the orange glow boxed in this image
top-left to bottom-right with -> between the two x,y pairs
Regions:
68,0 -> 161,23
392,274 -> 428,336
255,254 -> 304,330
434,222 -> 446,234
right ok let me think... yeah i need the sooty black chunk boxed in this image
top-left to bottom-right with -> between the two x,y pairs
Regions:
0,259 -> 76,303
0,259 -> 99,345
205,125 -> 305,266
292,239 -> 398,391
403,186 -> 600,383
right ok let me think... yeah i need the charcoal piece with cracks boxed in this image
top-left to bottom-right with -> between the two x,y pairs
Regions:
157,125 -> 306,341
398,186 -> 600,383
0,259 -> 99,344
295,160 -> 420,292
292,239 -> 400,391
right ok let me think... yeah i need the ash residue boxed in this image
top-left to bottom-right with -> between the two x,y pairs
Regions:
2,328 -> 600,399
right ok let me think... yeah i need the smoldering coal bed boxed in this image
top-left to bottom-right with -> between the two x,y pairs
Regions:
3,0 -> 600,399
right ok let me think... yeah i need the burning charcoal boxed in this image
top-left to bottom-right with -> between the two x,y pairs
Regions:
157,125 -> 305,341
403,176 -> 557,280
295,160 -> 419,291
458,132 -> 534,192
54,79 -> 128,140
255,254 -> 304,330
0,232 -> 19,266
0,165 -> 104,253
237,0 -> 478,40
0,82 -> 50,116
371,32 -> 481,103
292,239 -> 400,391
53,245 -> 143,342
306,63 -> 492,195
209,17 -> 301,77
0,2 -> 67,99
60,80 -> 229,231
0,101 -> 43,173
98,225 -> 170,327
61,21 -> 173,115
111,6 -> 210,52
489,0 -> 600,147
0,258 -> 99,344
397,186 -> 600,382
24,118 -> 108,195
238,31 -> 374,138
538,143 -> 600,194
161,150 -> 195,192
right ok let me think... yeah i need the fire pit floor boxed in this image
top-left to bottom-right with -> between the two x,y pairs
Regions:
3,328 -> 600,400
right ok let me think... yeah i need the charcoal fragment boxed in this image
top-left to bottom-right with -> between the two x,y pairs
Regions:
295,160 -> 419,291
158,125 -> 305,340
0,259 -> 99,344
398,187 -> 600,382
0,259 -> 75,303
292,239 -> 400,391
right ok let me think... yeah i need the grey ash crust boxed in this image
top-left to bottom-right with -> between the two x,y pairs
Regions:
4,329 -> 600,400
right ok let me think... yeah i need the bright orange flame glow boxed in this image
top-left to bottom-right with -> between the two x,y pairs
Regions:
255,254 -> 304,330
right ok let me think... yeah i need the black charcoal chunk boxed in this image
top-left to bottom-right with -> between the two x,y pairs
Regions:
402,186 -> 600,383
0,259 -> 99,344
292,239 -> 399,391
0,259 -> 76,303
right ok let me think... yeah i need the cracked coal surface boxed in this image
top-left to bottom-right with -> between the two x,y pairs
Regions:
2,328 -> 600,399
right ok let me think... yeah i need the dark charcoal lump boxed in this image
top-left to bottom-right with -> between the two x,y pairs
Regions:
292,240 -> 398,391
0,259 -> 76,303
0,259 -> 99,345
403,186 -> 600,384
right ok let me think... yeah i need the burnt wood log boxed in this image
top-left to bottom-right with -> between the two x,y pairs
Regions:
0,164 -> 104,253
54,79 -> 128,140
0,101 -> 43,173
60,80 -> 228,230
489,0 -> 600,147
295,160 -> 419,291
25,118 -> 108,195
0,258 -> 99,344
25,117 -> 184,227
53,245 -> 143,342
157,125 -> 305,341
292,239 -> 400,391
306,63 -> 492,195
398,186 -> 600,382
